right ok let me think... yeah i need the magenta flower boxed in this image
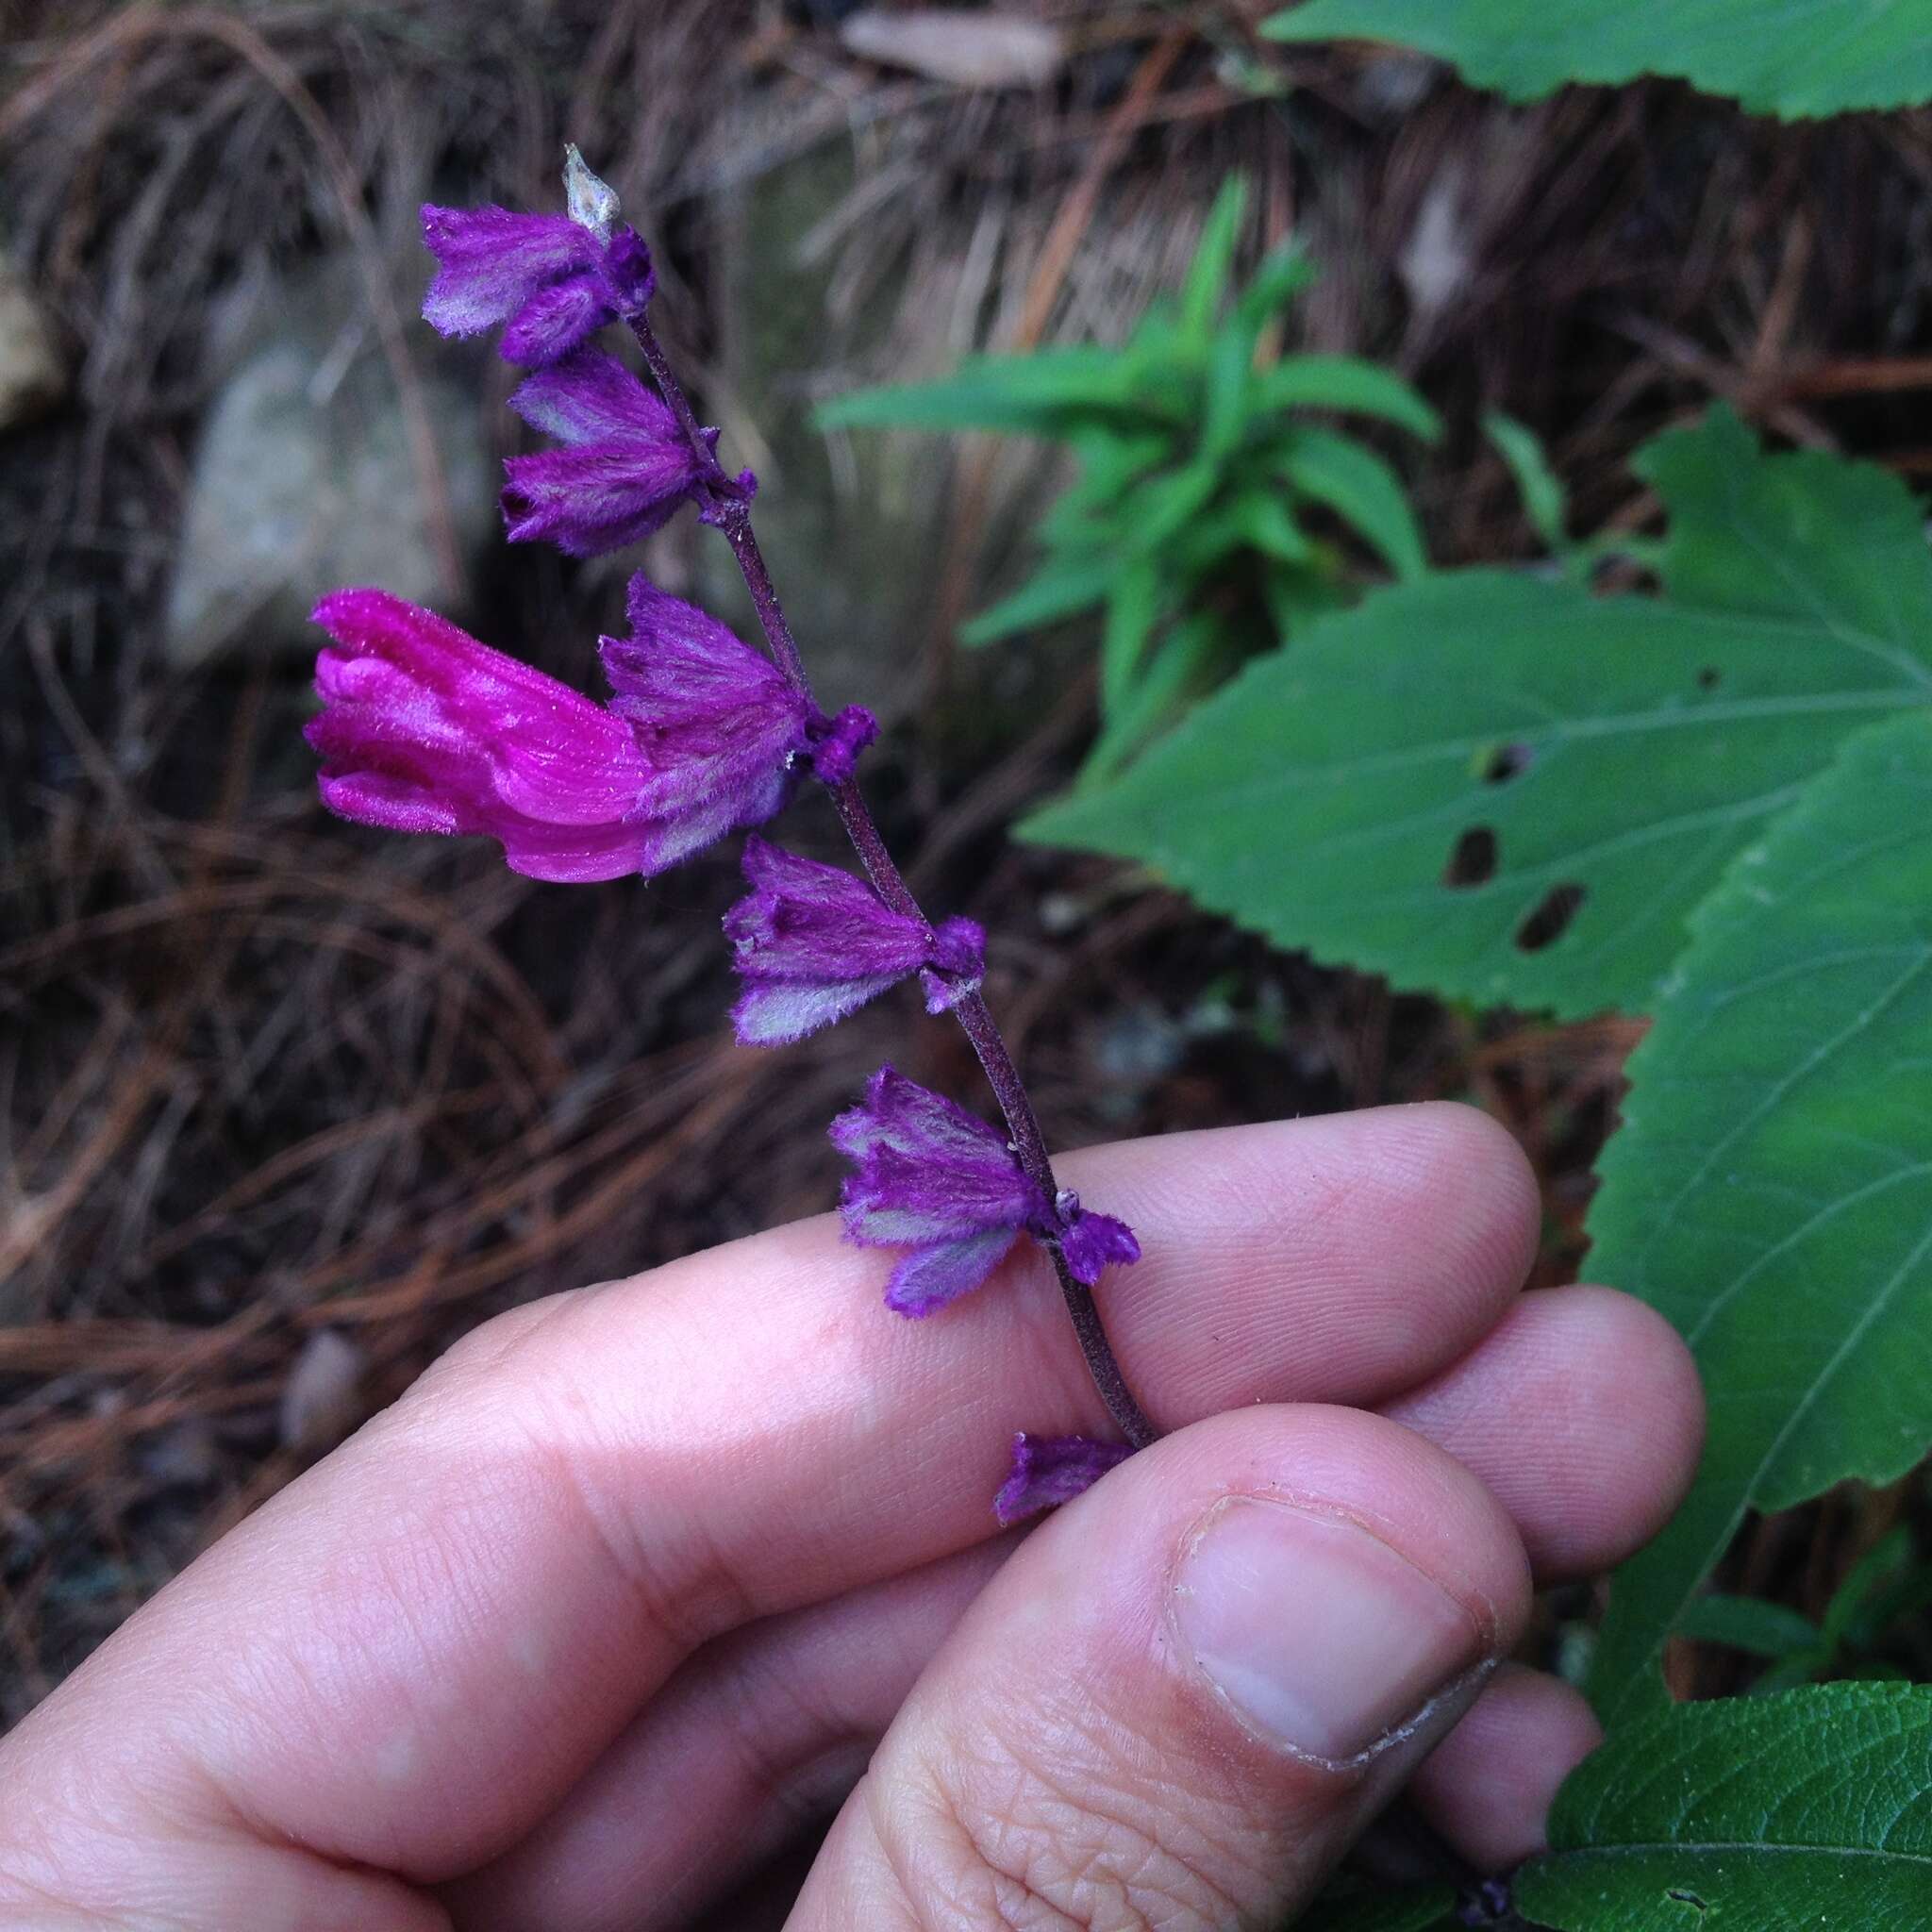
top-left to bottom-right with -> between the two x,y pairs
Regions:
308,582 -> 868,880
503,352 -> 719,557
604,576 -> 877,871
994,1433 -> 1133,1525
724,837 -> 985,1046
307,588 -> 657,882
421,190 -> 655,368
830,1066 -> 1140,1316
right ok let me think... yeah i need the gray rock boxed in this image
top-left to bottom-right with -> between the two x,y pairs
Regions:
166,255 -> 495,669
694,144 -> 943,715
0,256 -> 66,430
840,10 -> 1065,89
278,1327 -> 366,1456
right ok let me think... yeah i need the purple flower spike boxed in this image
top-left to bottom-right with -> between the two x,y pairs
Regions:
307,588 -> 657,883
601,575 -> 875,872
994,1433 -> 1132,1525
421,154 -> 656,368
724,837 -> 986,1046
504,352 -> 711,556
830,1067 -> 1140,1316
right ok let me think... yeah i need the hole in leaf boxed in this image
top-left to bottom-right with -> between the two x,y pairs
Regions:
1482,741 -> 1534,784
1443,826 -> 1498,888
1514,881 -> 1586,951
1696,666 -> 1721,691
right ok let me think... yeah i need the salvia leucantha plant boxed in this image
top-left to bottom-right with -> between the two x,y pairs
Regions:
305,150 -> 1150,1522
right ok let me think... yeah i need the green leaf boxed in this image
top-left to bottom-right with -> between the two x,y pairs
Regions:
1262,0 -> 1932,118
1484,409 -> 1569,553
815,346 -> 1142,437
1179,175 -> 1248,346
1256,355 -> 1442,441
1674,1592 -> 1820,1659
1121,458 -> 1224,553
1099,560 -> 1165,717
1023,411 -> 1932,1018
1261,559 -> 1350,635
1586,709 -> 1932,1719
1824,1526 -> 1916,1645
1275,426 -> 1428,580
1084,611 -> 1224,788
1514,1685 -> 1932,1929
959,553 -> 1116,646
1054,428 -> 1174,526
1229,241 -> 1319,345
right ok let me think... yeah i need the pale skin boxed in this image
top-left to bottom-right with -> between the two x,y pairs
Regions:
0,1104 -> 1703,1930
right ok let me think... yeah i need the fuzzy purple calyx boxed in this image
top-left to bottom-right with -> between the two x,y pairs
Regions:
993,1432 -> 1132,1525
829,1066 -> 1139,1317
600,575 -> 871,871
724,837 -> 986,1047
802,705 -> 880,786
306,588 -> 658,882
1055,1191 -> 1141,1287
421,201 -> 656,369
502,351 -> 711,557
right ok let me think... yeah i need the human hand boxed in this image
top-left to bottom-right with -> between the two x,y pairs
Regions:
0,1106 -> 1701,1930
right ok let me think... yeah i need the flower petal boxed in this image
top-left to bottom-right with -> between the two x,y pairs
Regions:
308,589 -> 656,879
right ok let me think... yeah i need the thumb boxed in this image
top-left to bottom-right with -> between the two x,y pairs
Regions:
785,1404 -> 1530,1931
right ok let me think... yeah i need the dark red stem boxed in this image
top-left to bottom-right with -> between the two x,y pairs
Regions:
626,307 -> 1155,1451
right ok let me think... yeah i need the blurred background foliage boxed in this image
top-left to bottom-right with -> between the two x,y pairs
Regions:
8,7 -> 1932,1906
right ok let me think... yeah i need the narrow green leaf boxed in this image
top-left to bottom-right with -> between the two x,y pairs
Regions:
1674,1592 -> 1821,1659
1256,356 -> 1442,441
1023,412 -> 1932,1019
1224,491 -> 1316,567
1201,325 -> 1257,463
815,346 -> 1141,436
1824,1527 -> 1916,1645
1484,409 -> 1569,553
1083,612 -> 1223,788
1586,710 -> 1932,1720
1055,428 -> 1174,525
1229,240 -> 1319,343
1515,1685 -> 1932,1929
1099,561 -> 1165,717
1276,426 -> 1428,579
1262,0 -> 1932,118
1179,175 -> 1249,346
1261,559 -> 1349,635
1122,458 -> 1224,553
959,554 -> 1115,646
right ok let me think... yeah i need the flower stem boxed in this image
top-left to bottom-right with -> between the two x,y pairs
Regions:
626,308 -> 1157,1451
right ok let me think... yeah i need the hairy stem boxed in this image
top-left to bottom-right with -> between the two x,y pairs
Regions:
627,308 -> 1156,1451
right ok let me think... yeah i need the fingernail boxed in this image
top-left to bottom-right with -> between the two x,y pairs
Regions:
1171,1495 -> 1487,1763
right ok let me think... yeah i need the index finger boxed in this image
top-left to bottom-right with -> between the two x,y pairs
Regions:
1,1104 -> 1537,1901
